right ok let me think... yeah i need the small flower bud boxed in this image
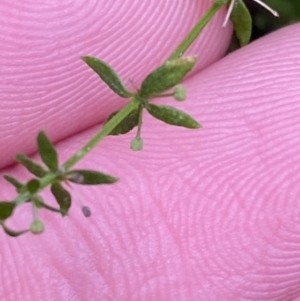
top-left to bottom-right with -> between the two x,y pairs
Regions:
130,137 -> 144,151
173,85 -> 186,101
82,206 -> 92,217
30,219 -> 45,235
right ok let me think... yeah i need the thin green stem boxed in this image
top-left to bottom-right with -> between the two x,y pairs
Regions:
32,203 -> 38,220
63,97 -> 139,170
167,1 -> 225,61
135,107 -> 143,139
12,98 -> 140,206
14,173 -> 56,205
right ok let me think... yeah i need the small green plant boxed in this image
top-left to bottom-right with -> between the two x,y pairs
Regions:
0,0 -> 278,236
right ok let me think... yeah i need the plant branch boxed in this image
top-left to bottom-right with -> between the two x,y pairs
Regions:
8,2 -> 228,226
12,97 -> 139,206
167,1 -> 226,61
63,97 -> 139,170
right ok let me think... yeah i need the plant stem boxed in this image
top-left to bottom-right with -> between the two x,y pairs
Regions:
167,1 -> 225,61
63,97 -> 140,170
12,98 -> 140,206
11,2 -> 226,208
135,107 -> 143,139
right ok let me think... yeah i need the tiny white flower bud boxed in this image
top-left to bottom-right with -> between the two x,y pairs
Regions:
30,219 -> 45,234
130,137 -> 144,151
173,85 -> 186,101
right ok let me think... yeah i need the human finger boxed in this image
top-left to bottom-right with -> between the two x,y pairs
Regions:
1,23 -> 300,300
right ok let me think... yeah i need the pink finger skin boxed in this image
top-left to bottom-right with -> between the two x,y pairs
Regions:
1,23 -> 300,301
0,0 -> 231,169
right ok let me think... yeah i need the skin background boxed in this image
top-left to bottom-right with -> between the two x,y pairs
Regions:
0,1 -> 300,301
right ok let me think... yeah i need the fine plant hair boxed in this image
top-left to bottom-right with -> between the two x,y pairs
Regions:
0,0 -> 278,236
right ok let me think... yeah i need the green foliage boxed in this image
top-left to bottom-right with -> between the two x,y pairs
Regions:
15,153 -> 48,177
230,0 -> 252,46
26,179 -> 40,194
66,170 -> 118,185
51,183 -> 72,216
1,1 -> 280,236
3,175 -> 25,193
37,131 -> 59,172
105,107 -> 140,135
81,56 -> 133,98
140,56 -> 197,97
0,222 -> 29,237
146,103 -> 201,129
0,202 -> 16,220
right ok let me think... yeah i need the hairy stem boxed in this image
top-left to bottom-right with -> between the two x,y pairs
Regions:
168,1 -> 225,61
63,97 -> 139,170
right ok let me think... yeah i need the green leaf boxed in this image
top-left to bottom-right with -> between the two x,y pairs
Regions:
50,183 -> 71,216
81,56 -> 133,98
140,56 -> 197,97
26,179 -> 40,194
230,0 -> 252,46
37,131 -> 59,172
15,153 -> 48,178
0,201 -> 16,220
66,169 -> 118,185
146,103 -> 201,129
105,107 -> 140,135
3,175 -> 25,193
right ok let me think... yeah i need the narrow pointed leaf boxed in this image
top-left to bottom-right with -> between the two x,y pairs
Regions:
66,169 -> 118,185
0,222 -> 29,237
51,183 -> 71,216
146,103 -> 201,129
81,56 -> 133,98
104,107 -> 140,135
37,131 -> 59,172
3,175 -> 25,193
230,0 -> 252,46
16,153 -> 48,177
140,56 -> 197,97
0,202 -> 16,220
26,179 -> 40,194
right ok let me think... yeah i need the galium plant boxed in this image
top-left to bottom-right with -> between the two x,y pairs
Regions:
0,0 -> 278,236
